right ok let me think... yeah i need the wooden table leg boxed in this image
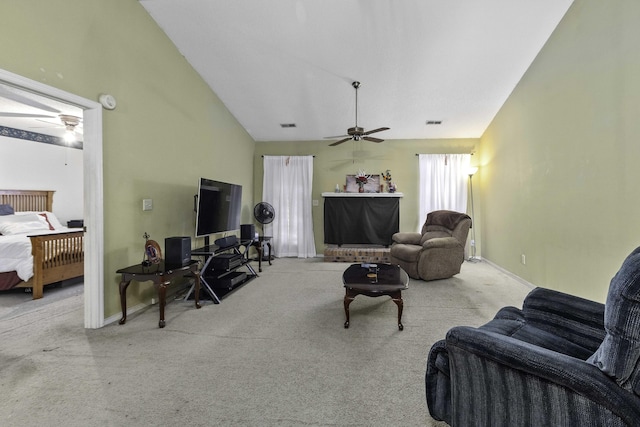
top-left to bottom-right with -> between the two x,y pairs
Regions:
256,242 -> 263,272
118,278 -> 131,325
344,289 -> 356,328
390,290 -> 404,330
157,280 -> 169,328
194,271 -> 202,310
266,241 -> 272,265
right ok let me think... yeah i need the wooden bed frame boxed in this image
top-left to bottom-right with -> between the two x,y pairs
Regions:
0,189 -> 84,299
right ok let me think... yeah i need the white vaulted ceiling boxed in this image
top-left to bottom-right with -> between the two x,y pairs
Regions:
139,0 -> 574,142
0,1 -> 574,144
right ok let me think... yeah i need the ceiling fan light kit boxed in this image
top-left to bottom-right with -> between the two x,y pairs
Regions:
57,114 -> 81,143
328,81 -> 389,147
59,114 -> 80,130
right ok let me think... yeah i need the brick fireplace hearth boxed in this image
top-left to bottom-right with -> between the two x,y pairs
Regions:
324,246 -> 391,263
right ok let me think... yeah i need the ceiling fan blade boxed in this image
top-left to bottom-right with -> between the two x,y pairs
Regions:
0,112 -> 56,119
35,118 -> 62,126
324,134 -> 349,139
363,136 -> 384,143
0,87 -> 61,114
363,127 -> 390,136
329,137 -> 351,146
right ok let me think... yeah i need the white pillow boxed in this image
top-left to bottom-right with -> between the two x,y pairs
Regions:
0,214 -> 50,235
0,213 -> 41,224
14,211 -> 65,230
42,211 -> 64,230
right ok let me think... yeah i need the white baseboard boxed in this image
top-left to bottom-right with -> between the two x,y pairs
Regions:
103,301 -> 148,326
483,258 -> 536,290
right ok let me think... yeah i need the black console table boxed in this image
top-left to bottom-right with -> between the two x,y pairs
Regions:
185,240 -> 257,303
117,260 -> 201,328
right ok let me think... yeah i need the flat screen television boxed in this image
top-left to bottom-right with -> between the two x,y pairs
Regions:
195,178 -> 242,238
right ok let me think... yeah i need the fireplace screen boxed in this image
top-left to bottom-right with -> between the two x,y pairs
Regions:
324,197 -> 399,245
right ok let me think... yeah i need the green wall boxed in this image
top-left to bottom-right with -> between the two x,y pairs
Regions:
479,0 -> 640,302
6,0 -> 631,320
0,0 -> 256,318
253,138 -> 478,255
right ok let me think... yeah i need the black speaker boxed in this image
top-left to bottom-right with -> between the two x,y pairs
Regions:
165,237 -> 191,267
214,235 -> 238,248
241,224 -> 255,240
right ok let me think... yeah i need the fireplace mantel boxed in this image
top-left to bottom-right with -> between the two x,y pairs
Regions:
321,192 -> 404,198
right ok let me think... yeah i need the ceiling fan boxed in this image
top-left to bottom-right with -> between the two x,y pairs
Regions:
30,114 -> 83,142
327,81 -> 389,147
0,85 -> 82,136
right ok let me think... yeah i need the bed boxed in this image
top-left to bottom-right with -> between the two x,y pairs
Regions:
0,190 -> 84,299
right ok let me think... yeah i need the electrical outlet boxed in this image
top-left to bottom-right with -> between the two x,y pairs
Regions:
312,199 -> 319,206
521,254 -> 526,265
142,198 -> 153,211
151,297 -> 157,305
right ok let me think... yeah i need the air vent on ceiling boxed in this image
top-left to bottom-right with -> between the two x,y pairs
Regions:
280,123 -> 296,128
426,120 -> 442,125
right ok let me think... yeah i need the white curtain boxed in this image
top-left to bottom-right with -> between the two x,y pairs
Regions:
262,156 -> 316,258
418,154 -> 471,230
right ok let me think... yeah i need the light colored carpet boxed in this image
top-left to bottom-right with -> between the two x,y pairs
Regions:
0,258 -> 531,426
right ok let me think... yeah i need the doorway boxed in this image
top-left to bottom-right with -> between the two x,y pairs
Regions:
0,68 -> 104,328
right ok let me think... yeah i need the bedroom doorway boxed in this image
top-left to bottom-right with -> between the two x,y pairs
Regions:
0,68 -> 104,328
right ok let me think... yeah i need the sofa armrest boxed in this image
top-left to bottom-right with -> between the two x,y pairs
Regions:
523,287 -> 605,352
426,340 -> 452,422
442,326 -> 640,426
422,236 -> 460,249
391,232 -> 421,245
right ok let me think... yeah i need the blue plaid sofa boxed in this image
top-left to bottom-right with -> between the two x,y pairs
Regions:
426,247 -> 640,426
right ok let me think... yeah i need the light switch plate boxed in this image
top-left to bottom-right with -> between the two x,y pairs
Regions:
142,199 -> 153,211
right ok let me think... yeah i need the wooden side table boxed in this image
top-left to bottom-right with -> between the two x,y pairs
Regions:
251,236 -> 273,272
117,260 -> 201,328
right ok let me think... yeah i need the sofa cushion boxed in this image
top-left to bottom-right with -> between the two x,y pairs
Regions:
588,246 -> 640,395
420,228 -> 452,245
481,306 -> 596,360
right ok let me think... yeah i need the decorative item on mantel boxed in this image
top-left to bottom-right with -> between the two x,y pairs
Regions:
345,172 -> 380,193
382,169 -> 396,193
355,170 -> 370,193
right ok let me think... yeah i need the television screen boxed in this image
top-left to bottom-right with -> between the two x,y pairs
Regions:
195,178 -> 242,238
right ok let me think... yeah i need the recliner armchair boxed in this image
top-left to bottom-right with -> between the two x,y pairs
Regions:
390,210 -> 471,281
425,247 -> 640,426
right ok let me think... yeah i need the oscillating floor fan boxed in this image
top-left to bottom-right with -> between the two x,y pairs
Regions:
253,202 -> 275,260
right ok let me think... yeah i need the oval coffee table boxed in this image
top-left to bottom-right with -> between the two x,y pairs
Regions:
342,263 -> 409,330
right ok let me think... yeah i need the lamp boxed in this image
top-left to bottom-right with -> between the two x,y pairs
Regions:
467,166 -> 479,262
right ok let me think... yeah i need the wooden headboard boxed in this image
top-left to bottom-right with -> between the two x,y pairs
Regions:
0,190 -> 54,212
